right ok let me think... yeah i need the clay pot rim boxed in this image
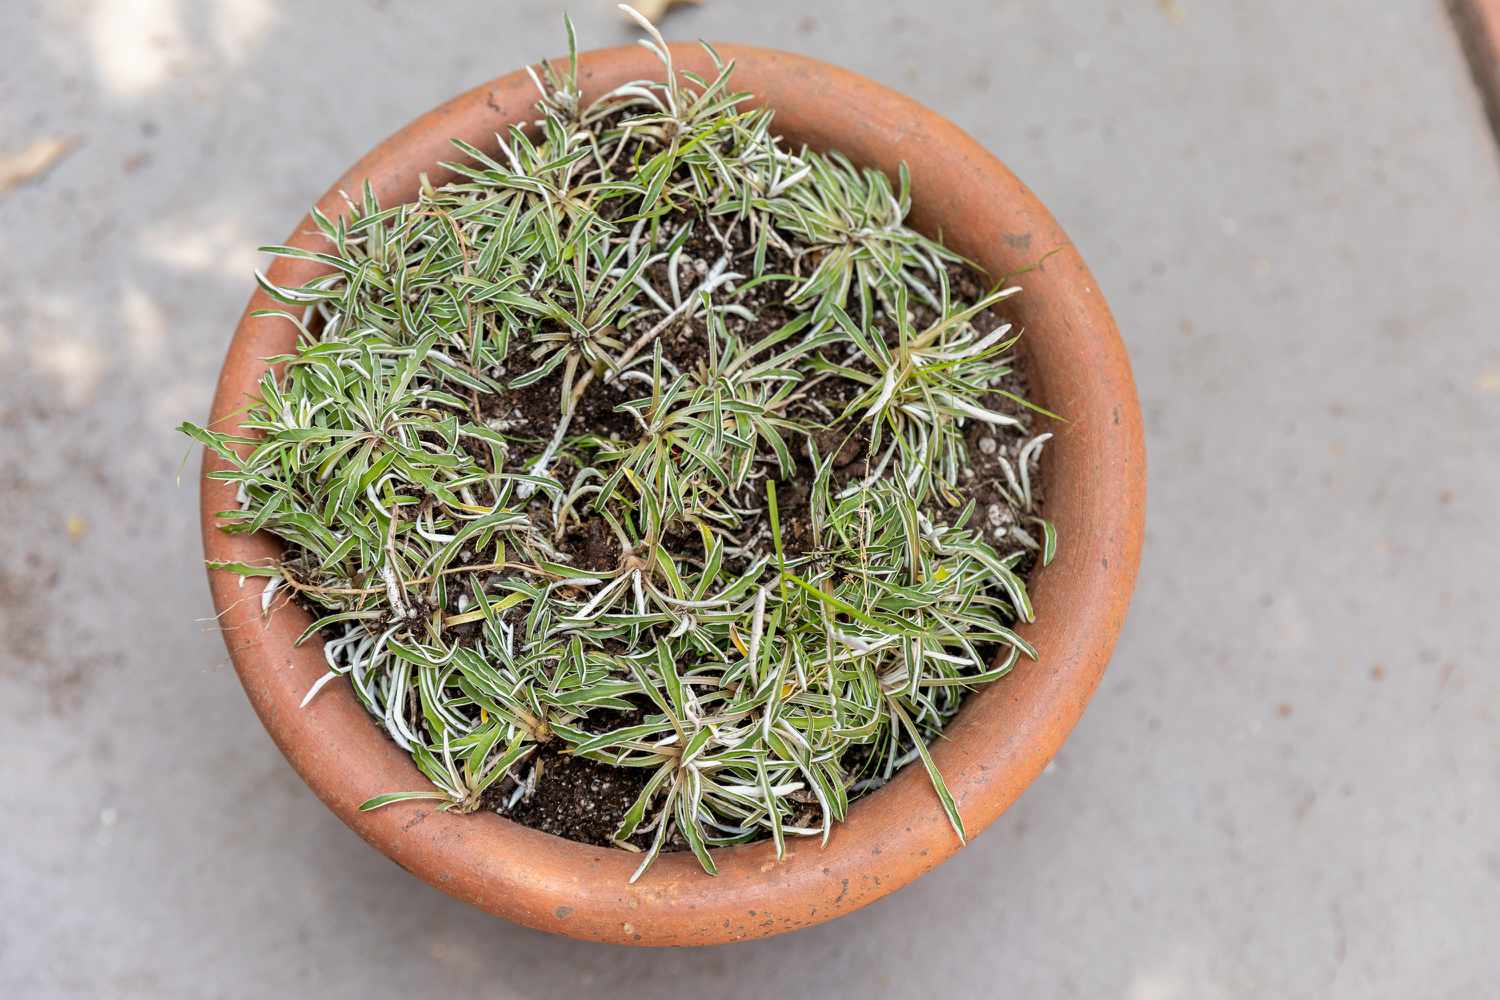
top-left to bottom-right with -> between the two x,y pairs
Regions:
200,42 -> 1145,946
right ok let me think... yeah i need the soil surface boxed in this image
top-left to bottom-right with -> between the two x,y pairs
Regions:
491,743 -> 654,848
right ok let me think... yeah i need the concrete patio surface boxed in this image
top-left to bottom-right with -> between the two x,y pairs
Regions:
3,1 -> 1498,996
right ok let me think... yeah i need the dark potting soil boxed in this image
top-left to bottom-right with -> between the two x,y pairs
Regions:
477,702 -> 659,850
489,742 -> 654,849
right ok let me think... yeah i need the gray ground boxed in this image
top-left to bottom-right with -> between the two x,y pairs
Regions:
4,1 -> 1498,997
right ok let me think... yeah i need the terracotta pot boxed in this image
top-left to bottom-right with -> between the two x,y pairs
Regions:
200,43 -> 1145,946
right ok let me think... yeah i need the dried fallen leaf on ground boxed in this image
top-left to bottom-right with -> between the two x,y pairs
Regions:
0,136 -> 78,194
623,0 -> 701,26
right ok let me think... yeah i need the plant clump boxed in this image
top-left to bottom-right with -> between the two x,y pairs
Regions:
184,10 -> 1056,880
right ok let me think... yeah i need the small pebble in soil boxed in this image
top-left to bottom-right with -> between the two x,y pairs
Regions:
977,436 -> 998,456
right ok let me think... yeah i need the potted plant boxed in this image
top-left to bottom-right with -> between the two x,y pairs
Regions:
188,10 -> 1144,945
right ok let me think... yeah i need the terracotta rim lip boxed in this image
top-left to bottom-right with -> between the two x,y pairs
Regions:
200,43 -> 1145,946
